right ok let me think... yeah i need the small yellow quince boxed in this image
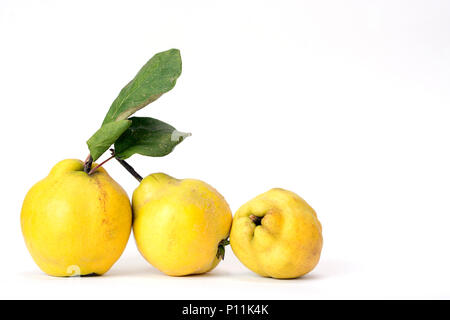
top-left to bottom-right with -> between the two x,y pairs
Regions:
21,159 -> 132,276
230,188 -> 322,279
132,173 -> 232,276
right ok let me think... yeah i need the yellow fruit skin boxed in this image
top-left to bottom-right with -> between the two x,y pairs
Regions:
230,188 -> 322,279
21,159 -> 132,277
133,173 -> 232,276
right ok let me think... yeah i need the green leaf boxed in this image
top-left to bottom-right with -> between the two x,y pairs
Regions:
216,239 -> 230,260
102,49 -> 182,125
114,117 -> 190,159
87,120 -> 132,161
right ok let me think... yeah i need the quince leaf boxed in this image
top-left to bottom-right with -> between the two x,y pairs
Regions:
216,239 -> 230,260
114,117 -> 190,160
87,120 -> 132,161
102,49 -> 182,125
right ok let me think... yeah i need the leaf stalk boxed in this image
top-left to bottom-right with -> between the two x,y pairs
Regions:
110,149 -> 143,183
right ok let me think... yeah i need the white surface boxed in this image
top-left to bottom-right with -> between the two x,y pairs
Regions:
1,0 -> 450,299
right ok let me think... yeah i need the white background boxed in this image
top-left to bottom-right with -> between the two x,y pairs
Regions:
1,0 -> 449,299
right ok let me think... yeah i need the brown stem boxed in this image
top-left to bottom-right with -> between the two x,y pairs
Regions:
249,214 -> 262,226
110,149 -> 143,183
83,155 -> 93,173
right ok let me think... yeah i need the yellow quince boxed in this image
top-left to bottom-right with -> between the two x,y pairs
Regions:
230,188 -> 322,279
132,173 -> 232,276
21,159 -> 132,276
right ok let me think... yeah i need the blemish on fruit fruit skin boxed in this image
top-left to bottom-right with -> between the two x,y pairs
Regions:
92,175 -> 108,213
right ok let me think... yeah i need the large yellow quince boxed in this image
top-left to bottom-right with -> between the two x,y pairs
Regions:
133,173 -> 232,276
230,188 -> 322,279
21,159 -> 132,277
